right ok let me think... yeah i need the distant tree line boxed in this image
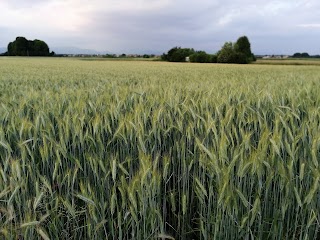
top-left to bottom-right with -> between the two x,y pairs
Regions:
190,51 -> 217,63
292,52 -> 320,58
292,52 -> 310,58
102,53 -> 156,58
162,36 -> 256,64
4,37 -> 54,56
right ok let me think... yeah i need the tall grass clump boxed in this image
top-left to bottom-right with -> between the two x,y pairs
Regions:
0,58 -> 319,239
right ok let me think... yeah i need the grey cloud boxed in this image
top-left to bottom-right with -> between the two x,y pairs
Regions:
1,0 -> 320,54
83,6 -> 218,52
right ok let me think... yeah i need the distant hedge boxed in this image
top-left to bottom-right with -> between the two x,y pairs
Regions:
189,51 -> 217,63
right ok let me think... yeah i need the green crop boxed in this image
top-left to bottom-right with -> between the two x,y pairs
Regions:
0,58 -> 319,239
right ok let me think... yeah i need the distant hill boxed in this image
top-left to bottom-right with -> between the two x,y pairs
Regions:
0,47 -> 6,54
52,47 -> 110,55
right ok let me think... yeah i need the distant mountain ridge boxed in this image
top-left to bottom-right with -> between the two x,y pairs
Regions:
52,47 -> 111,55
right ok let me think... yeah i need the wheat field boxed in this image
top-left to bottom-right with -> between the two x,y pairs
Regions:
0,58 -> 319,239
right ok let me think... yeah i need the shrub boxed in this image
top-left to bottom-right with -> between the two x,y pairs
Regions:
209,54 -> 218,63
162,47 -> 195,62
190,51 -> 211,63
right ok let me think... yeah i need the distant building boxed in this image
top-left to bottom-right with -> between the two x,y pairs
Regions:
262,55 -> 290,59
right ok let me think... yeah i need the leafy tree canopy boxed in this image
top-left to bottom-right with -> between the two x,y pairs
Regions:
292,52 -> 310,58
234,36 -> 252,58
217,42 -> 236,63
162,47 -> 195,62
189,51 -> 217,63
7,37 -> 54,56
217,36 -> 255,64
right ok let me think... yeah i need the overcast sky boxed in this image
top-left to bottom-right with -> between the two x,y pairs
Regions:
0,0 -> 319,54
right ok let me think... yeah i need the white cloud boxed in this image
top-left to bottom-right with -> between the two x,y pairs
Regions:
217,10 -> 241,26
0,1 -> 87,33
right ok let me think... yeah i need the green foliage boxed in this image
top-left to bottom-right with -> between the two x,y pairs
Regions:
162,47 -> 195,62
29,40 -> 50,56
7,42 -> 14,55
209,54 -> 218,63
217,36 -> 255,64
163,36 -> 254,64
217,42 -> 235,63
251,53 -> 257,61
103,54 -> 117,58
234,36 -> 252,59
233,52 -> 249,64
189,51 -> 216,63
7,37 -> 53,56
292,52 -> 310,58
12,37 -> 28,56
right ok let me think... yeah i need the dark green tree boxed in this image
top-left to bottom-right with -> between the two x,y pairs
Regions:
190,51 -> 211,63
7,42 -> 14,56
209,54 -> 218,63
217,42 -> 235,63
217,36 -> 255,64
33,40 -> 50,56
7,37 -> 52,56
234,36 -> 252,58
292,52 -> 310,58
292,53 -> 302,58
12,37 -> 29,56
185,51 -> 217,63
162,47 -> 195,62
233,52 -> 248,64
